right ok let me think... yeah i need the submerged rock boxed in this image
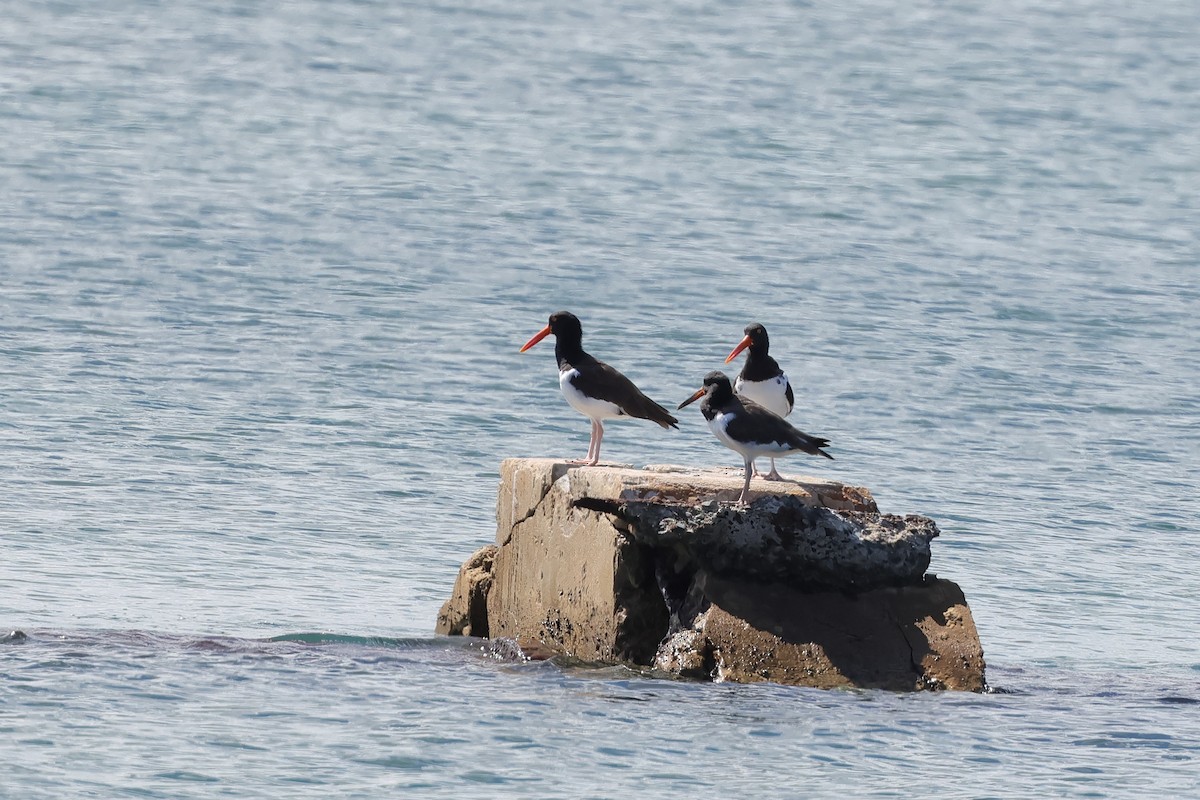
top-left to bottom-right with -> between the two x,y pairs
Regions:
436,458 -> 986,691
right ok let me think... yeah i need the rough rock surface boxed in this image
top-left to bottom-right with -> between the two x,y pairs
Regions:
582,497 -> 938,591
655,574 -> 985,691
435,545 -> 497,638
436,458 -> 987,691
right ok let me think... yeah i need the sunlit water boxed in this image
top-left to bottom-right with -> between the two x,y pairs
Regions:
2,0 -> 1198,797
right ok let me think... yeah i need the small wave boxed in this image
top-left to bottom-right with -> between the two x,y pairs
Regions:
266,631 -> 455,649
4,628 -> 480,659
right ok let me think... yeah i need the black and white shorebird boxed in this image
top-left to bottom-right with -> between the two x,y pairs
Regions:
725,322 -> 794,480
678,371 -> 831,505
520,311 -> 679,466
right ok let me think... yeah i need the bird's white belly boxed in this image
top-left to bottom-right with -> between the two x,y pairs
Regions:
708,411 -> 795,459
734,374 -> 791,417
560,369 -> 624,421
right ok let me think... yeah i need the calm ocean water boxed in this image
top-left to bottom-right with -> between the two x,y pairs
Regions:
2,0 -> 1198,796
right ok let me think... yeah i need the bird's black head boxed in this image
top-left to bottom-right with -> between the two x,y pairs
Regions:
703,370 -> 734,395
743,322 -> 769,350
679,370 -> 734,409
520,310 -> 584,354
726,322 -> 771,363
547,311 -> 583,341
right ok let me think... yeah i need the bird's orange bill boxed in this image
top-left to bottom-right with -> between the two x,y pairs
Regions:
724,334 -> 753,364
520,325 -> 552,352
677,387 -> 706,410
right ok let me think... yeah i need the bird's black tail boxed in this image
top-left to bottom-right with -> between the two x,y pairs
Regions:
647,401 -> 680,429
798,433 -> 834,459
633,397 -> 680,429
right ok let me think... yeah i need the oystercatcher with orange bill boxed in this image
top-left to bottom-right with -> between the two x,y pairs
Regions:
521,311 -> 679,466
679,371 -> 831,505
725,322 -> 794,480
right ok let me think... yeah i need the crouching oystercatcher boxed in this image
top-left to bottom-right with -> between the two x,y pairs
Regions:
678,370 -> 831,505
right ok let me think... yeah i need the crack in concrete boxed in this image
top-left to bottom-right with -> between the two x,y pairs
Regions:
508,473 -> 560,535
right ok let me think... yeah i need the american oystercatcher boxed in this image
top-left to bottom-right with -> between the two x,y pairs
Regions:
725,322 -> 794,480
678,371 -> 831,505
520,311 -> 679,465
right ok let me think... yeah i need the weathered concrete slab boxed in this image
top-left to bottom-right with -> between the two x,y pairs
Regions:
486,462 -> 668,664
560,460 -> 879,513
437,459 -> 987,691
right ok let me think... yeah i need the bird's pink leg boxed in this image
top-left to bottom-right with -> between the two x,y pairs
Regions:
587,420 -> 604,465
737,458 -> 753,505
764,457 -> 784,481
568,420 -> 603,466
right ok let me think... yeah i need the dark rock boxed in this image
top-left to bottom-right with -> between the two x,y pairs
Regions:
657,574 -> 985,691
581,496 -> 938,591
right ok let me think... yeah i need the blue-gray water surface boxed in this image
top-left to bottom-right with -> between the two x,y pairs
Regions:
2,1 -> 1198,797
